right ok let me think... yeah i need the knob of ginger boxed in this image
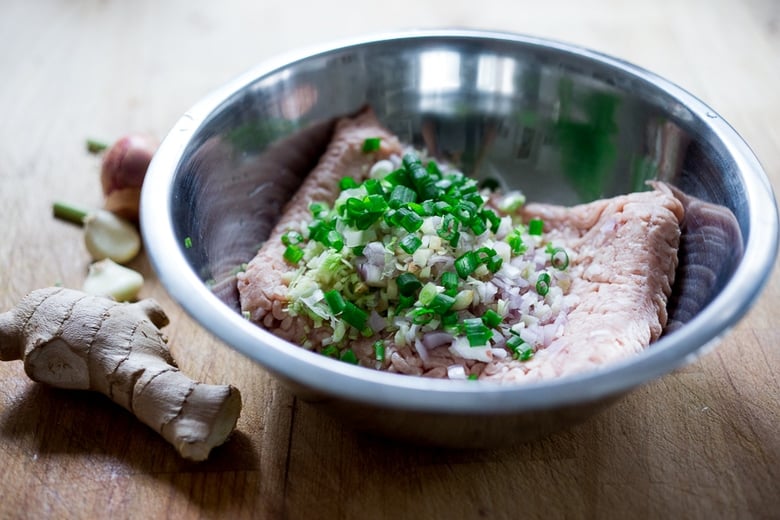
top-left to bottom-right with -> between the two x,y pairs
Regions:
0,287 -> 241,461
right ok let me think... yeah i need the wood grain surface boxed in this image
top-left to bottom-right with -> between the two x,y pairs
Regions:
1,0 -> 778,518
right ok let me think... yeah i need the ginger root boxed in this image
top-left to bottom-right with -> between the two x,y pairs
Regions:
0,287 -> 241,461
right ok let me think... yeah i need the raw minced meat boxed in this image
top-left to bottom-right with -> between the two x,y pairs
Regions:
236,107 -> 683,383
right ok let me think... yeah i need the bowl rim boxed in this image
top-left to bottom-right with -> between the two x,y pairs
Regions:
141,28 -> 779,414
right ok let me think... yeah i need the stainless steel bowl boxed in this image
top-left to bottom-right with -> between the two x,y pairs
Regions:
141,30 -> 778,447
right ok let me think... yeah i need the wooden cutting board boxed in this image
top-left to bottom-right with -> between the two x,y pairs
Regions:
0,0 -> 777,518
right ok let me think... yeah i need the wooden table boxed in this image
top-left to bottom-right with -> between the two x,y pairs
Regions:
1,1 -> 777,518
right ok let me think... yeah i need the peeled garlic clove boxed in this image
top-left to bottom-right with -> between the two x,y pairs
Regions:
82,259 -> 144,301
83,209 -> 141,264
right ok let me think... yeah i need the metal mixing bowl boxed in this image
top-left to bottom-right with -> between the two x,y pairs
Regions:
141,30 -> 778,447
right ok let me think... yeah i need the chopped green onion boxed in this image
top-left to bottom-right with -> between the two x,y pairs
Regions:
308,219 -> 331,243
486,255 -> 503,273
365,194 -> 388,213
87,139 -> 108,154
281,230 -> 303,246
481,209 -> 501,233
396,272 -> 422,296
339,177 -> 358,190
426,160 -> 442,176
345,197 -> 366,219
441,311 -> 459,327
476,247 -> 498,264
342,301 -> 369,331
86,138 -> 108,154
309,202 -> 328,218
467,373 -> 479,381
528,218 -> 544,235
373,341 -> 386,362
184,236 -> 193,249
411,307 -> 435,325
407,202 -> 427,216
550,247 -> 569,270
363,178 -> 384,196
536,272 -> 552,296
506,335 -> 524,351
362,137 -> 382,153
283,245 -> 304,264
322,345 -> 339,358
398,207 -> 424,232
510,337 -> 535,361
429,293 -> 455,314
455,251 -> 478,279
508,229 -> 527,255
396,293 -> 416,312
470,216 -> 487,235
325,229 -> 345,251
340,348 -> 359,364
433,200 -> 452,215
384,167 -> 410,187
324,290 -> 346,314
453,200 -> 478,224
463,317 -> 492,347
506,335 -> 534,360
403,153 -> 440,201
482,309 -> 502,328
437,214 -> 460,246
389,184 -> 417,208
441,271 -> 459,297
418,282 -> 438,306
519,348 -> 534,361
399,234 -> 422,254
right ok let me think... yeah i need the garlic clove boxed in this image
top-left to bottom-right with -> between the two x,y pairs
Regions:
82,259 -> 144,301
83,209 -> 141,264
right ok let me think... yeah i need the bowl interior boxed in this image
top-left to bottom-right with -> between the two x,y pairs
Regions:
143,31 -> 778,414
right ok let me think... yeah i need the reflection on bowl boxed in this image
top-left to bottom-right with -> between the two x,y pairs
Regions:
142,30 -> 778,447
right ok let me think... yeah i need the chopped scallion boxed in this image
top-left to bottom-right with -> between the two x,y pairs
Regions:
399,234 -> 422,254
340,348 -> 359,364
441,271 -> 459,296
396,272 -> 422,296
398,208 -> 424,232
322,345 -> 339,358
324,290 -> 346,314
536,272 -> 552,296
463,317 -> 492,346
455,251 -> 478,279
550,247 -> 569,270
429,293 -> 455,314
309,202 -> 328,218
482,309 -> 502,328
281,230 -> 303,246
339,177 -> 358,190
373,340 -> 386,362
342,301 -> 369,331
411,307 -> 435,325
418,282 -> 438,306
389,184 -> 417,208
362,137 -> 382,153
283,245 -> 304,264
86,138 -> 108,154
528,218 -> 544,235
